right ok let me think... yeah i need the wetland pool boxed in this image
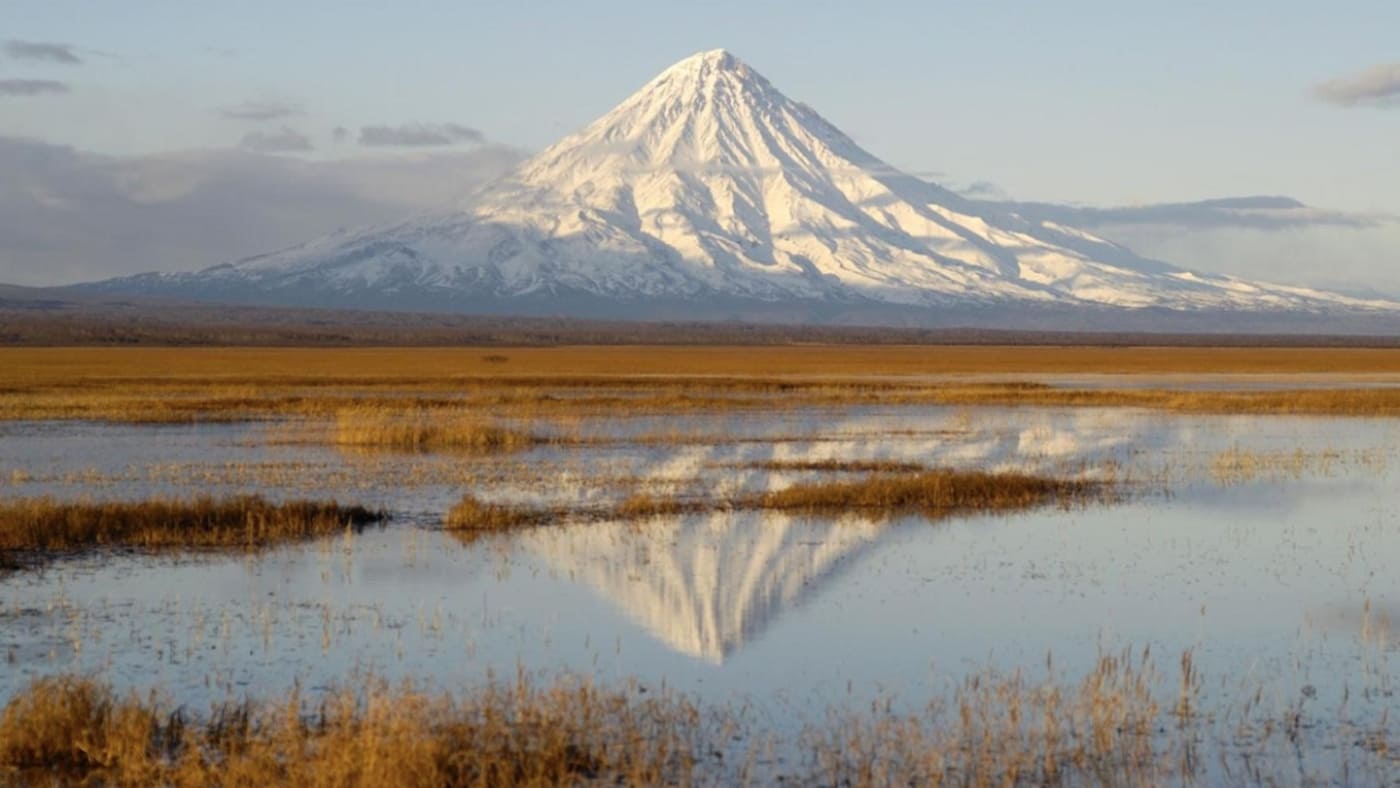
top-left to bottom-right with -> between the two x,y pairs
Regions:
2,404 -> 1397,779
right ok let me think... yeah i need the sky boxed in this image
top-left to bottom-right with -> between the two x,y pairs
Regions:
1,0 -> 1398,290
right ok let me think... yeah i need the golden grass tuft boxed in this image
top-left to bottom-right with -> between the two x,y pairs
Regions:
611,493 -> 704,520
746,468 -> 1101,519
444,496 -> 552,533
443,468 -> 1105,535
727,459 -> 928,473
332,406 -> 538,453
0,496 -> 385,566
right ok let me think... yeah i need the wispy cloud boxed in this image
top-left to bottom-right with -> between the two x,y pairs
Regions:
957,180 -> 1008,200
4,40 -> 82,65
0,134 -> 523,285
221,99 -> 304,121
985,195 -> 1391,232
0,79 -> 69,96
359,123 -> 484,147
1313,62 -> 1400,108
239,126 -> 314,154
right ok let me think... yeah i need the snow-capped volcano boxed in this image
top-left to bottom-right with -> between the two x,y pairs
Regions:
84,49 -> 1399,322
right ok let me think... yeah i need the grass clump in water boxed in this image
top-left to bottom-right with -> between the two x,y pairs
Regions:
727,459 -> 928,473
0,496 -> 384,567
444,496 -> 553,533
746,468 -> 1100,519
333,406 -> 537,453
441,467 -> 1106,536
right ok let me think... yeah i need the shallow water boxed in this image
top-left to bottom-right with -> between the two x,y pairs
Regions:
1,406 -> 1397,758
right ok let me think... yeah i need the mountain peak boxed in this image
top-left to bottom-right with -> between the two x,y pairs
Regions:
641,48 -> 769,99
94,49 -> 1400,323
513,46 -> 804,184
665,48 -> 744,74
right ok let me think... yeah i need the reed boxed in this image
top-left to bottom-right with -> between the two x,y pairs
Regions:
444,496 -> 553,533
443,468 -> 1105,536
0,674 -> 699,787
0,496 -> 385,565
332,406 -> 538,453
2,650 -> 1389,786
725,459 -> 928,473
747,468 -> 1100,518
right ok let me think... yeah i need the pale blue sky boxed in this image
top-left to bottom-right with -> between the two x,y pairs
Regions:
4,0 -> 1398,211
2,1 -> 1399,290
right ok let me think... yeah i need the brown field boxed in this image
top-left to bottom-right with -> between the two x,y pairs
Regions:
4,346 -> 1400,424
8,344 -> 1400,380
0,497 -> 384,569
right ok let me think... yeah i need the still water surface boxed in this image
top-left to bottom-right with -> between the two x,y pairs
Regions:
2,406 -> 1395,743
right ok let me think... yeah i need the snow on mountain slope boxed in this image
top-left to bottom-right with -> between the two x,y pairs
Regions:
88,49 -> 1399,316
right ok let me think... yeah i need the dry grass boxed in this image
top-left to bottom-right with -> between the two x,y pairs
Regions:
809,648 -> 1165,785
0,673 -> 701,787
2,651 -> 1390,786
745,468 -> 1101,519
5,345 -> 1400,424
9,345 -> 1400,379
724,459 -> 928,473
444,496 -> 553,533
332,406 -> 538,453
444,468 -> 1105,537
0,497 -> 385,567
610,493 -> 705,520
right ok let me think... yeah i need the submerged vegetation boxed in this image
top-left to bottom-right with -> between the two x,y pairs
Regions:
0,650 -> 1391,786
0,497 -> 384,567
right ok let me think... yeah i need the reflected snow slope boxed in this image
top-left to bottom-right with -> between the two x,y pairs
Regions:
518,511 -> 887,664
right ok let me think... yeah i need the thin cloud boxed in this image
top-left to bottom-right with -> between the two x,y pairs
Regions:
986,196 -> 1391,232
4,40 -> 82,64
239,126 -> 314,154
0,79 -> 69,96
1313,62 -> 1400,108
958,180 -> 1009,200
221,99 -> 304,121
332,126 -> 350,143
359,123 -> 485,147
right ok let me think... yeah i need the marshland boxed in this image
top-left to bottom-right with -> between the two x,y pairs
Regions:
1,346 -> 1397,784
